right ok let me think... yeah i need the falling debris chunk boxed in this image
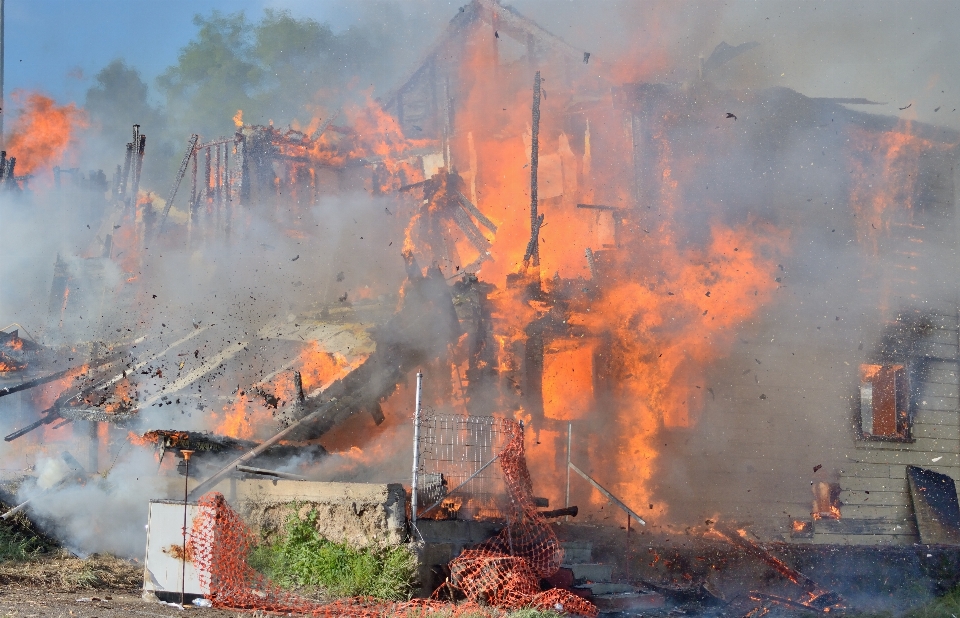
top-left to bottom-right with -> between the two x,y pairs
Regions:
583,51 -> 590,64
726,112 -> 737,120
813,464 -> 822,473
899,103 -> 912,110
291,255 -> 299,261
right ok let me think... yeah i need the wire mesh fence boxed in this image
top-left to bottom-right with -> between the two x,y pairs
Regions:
415,413 -> 518,520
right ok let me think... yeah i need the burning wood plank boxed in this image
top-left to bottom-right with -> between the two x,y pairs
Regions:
713,525 -> 844,611
188,263 -> 461,498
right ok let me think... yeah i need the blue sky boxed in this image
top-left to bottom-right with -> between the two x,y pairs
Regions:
4,0 -> 364,105
4,0 -> 960,133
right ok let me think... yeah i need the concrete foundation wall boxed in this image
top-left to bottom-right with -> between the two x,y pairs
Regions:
223,479 -> 408,548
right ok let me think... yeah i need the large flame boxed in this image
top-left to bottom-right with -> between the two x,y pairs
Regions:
213,342 -> 363,440
5,91 -> 87,175
846,120 -> 948,254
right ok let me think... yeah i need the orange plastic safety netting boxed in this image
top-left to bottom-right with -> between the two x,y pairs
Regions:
188,417 -> 596,617
435,419 -> 597,617
191,491 -> 494,617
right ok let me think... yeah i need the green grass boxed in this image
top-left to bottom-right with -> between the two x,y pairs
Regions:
0,509 -> 49,562
0,525 -> 43,562
904,586 -> 960,618
844,585 -> 960,618
250,508 -> 418,601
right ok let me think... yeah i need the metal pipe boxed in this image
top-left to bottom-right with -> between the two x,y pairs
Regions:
565,421 -> 572,521
568,461 -> 645,526
236,465 -> 306,481
180,449 -> 194,607
411,371 -> 423,524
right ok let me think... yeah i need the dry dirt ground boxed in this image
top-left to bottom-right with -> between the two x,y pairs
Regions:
0,588 -> 241,618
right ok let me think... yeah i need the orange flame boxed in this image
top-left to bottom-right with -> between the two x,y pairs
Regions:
6,91 -> 87,175
847,120 -> 954,253
213,342 -> 362,440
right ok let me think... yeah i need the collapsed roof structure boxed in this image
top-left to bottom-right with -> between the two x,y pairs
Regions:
1,0 -> 960,571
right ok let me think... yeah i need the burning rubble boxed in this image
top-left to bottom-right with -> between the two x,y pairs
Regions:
2,0 -> 960,615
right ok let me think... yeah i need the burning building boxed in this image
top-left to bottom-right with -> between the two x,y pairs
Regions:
2,0 -> 960,583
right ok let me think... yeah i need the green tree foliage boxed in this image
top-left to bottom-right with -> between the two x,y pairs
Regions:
157,11 -> 259,139
86,4 -> 442,180
157,6 -> 425,139
85,59 -> 165,146
84,59 -> 174,187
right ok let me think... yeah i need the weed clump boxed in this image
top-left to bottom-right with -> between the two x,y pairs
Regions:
251,509 -> 417,601
0,504 -> 54,562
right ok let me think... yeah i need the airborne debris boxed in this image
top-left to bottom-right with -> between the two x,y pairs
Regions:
726,112 -> 737,120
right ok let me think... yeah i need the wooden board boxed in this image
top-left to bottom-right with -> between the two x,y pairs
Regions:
906,465 -> 960,545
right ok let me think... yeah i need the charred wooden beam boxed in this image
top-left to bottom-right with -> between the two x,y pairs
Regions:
367,401 -> 385,425
457,192 -> 498,233
451,202 -> 491,253
539,506 -> 578,519
204,147 -> 212,204
0,356 -> 117,399
576,203 -> 626,212
309,112 -> 339,141
234,130 -> 247,205
584,248 -> 598,280
215,141 -> 222,206
523,71 -> 543,269
157,134 -> 199,235
4,408 -> 59,442
714,525 -> 835,600
223,142 -> 230,204
118,142 -> 133,199
4,157 -> 16,189
128,126 -> 146,203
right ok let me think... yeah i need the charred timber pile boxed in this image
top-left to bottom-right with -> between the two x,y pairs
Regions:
189,258 -> 461,497
0,150 -> 26,191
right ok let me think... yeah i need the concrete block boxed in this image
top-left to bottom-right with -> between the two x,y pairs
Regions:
416,519 -> 502,548
581,582 -> 635,595
591,590 -> 665,612
230,479 -> 407,548
415,542 -> 454,598
565,562 -> 613,583
560,540 -> 593,564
